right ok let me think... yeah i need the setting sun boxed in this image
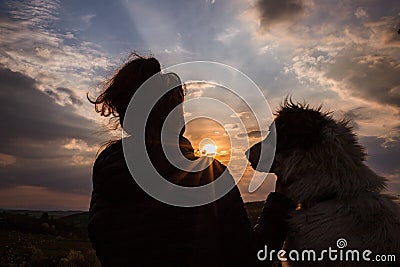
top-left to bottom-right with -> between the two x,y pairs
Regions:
201,143 -> 217,156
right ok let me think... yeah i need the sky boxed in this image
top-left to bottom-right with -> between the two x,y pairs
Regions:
0,0 -> 399,210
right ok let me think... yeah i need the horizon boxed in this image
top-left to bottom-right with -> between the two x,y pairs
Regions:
0,0 -> 399,210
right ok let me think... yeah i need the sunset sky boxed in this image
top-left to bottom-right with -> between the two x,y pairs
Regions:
0,0 -> 399,210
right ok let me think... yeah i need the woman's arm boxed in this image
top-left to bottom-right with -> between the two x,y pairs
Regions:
213,161 -> 294,266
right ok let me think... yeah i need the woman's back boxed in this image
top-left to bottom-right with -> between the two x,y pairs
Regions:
89,138 -> 257,266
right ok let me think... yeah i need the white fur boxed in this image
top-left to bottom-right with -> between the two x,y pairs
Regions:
254,107 -> 400,266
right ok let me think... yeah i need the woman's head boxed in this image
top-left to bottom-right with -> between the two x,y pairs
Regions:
146,72 -> 186,138
88,54 -> 185,135
88,54 -> 161,126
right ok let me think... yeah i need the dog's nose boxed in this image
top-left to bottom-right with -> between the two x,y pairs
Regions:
245,145 -> 261,169
245,147 -> 251,160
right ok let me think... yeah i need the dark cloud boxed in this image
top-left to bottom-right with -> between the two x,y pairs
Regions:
367,15 -> 400,48
383,25 -> 400,46
343,107 -> 372,121
325,48 -> 400,108
44,88 -> 61,102
44,87 -> 83,106
0,67 -> 106,195
343,107 -> 373,131
237,130 -> 268,139
359,135 -> 400,196
0,163 -> 93,195
0,68 -> 101,148
56,87 -> 83,106
256,0 -> 304,29
360,136 -> 400,175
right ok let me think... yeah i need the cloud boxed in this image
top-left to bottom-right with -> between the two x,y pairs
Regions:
354,7 -> 368,19
224,123 -> 239,130
44,88 -> 61,102
256,0 -> 305,30
185,81 -> 217,98
0,68 -> 101,145
5,0 -> 61,29
324,47 -> 400,108
0,12 -> 112,109
360,136 -> 400,176
359,135 -> 400,196
215,27 -> 240,43
44,87 -> 83,106
56,87 -> 83,106
237,130 -> 268,139
0,153 -> 17,166
0,185 -> 90,210
342,106 -> 372,130
343,107 -> 372,121
277,3 -> 400,141
63,138 -> 97,152
185,81 -> 218,90
80,13 -> 96,25
364,15 -> 400,49
0,2 -> 114,208
0,67 -> 105,197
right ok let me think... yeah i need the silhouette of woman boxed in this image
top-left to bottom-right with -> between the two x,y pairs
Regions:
88,54 -> 294,267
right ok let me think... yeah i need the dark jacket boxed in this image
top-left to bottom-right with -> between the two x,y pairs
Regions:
89,137 -> 293,267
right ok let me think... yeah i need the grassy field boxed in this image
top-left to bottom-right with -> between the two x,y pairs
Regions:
0,231 -> 97,267
0,210 -> 99,267
0,202 -> 263,267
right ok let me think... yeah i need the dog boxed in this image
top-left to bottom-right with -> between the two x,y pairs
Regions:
246,100 -> 400,266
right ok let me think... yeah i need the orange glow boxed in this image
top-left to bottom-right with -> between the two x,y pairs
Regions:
184,118 -> 231,164
201,143 -> 217,156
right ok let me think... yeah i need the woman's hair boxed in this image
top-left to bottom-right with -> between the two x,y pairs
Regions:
88,53 -> 162,127
88,53 -> 186,137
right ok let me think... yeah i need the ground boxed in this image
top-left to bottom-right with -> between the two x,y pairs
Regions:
0,202 -> 263,267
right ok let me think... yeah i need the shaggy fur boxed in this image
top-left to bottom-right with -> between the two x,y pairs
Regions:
246,100 -> 400,266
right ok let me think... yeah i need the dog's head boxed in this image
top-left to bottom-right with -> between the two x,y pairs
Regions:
246,99 -> 385,203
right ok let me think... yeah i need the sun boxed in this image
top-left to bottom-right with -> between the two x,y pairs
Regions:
198,138 -> 218,157
201,143 -> 217,156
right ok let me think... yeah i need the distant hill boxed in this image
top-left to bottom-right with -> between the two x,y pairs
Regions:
53,201 -> 265,229
0,201 -> 265,236
0,209 -> 85,219
49,201 -> 265,232
59,212 -> 89,231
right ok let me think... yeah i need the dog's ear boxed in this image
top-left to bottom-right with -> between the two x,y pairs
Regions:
275,109 -> 326,152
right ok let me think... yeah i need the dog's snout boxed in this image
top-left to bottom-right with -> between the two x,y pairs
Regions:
246,143 -> 261,169
245,147 -> 251,160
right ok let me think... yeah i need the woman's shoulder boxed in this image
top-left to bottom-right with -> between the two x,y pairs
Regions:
94,140 -> 123,170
